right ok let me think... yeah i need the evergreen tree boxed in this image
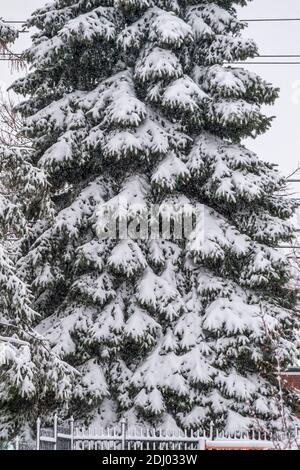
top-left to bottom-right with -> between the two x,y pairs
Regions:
0,22 -> 76,438
0,148 -> 76,439
12,0 -> 299,432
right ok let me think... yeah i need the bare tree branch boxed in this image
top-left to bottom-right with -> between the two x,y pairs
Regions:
0,89 -> 31,149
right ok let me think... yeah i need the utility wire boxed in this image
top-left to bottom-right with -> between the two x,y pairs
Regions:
3,17 -> 300,24
2,20 -> 26,24
2,54 -> 300,63
3,53 -> 299,58
1,59 -> 300,65
1,55 -> 300,65
242,18 -> 300,22
230,62 -> 300,65
232,55 -> 300,65
0,54 -> 23,58
259,55 -> 300,58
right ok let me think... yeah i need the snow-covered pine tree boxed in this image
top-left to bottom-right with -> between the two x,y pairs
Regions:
12,0 -> 299,431
0,22 -> 76,439
0,200 -> 75,438
0,148 -> 77,438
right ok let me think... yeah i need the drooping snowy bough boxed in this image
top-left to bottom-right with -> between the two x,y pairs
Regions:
10,0 -> 300,433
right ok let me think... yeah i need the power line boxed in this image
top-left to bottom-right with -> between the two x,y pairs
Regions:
2,53 -> 300,63
0,54 -> 22,60
230,62 -> 300,65
4,53 -> 299,58
3,17 -> 300,25
242,18 -> 300,22
259,55 -> 300,58
2,20 -> 26,24
1,59 -> 299,65
1,55 -> 300,65
3,51 -> 299,58
1,55 -> 300,66
0,54 -> 22,58
281,246 -> 300,249
233,55 -> 300,65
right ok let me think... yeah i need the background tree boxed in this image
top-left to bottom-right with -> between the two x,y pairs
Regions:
0,19 -> 24,72
0,21 -> 76,440
0,19 -> 17,55
0,90 -> 31,150
11,0 -> 300,432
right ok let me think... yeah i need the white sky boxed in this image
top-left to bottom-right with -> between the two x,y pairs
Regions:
0,0 -> 300,185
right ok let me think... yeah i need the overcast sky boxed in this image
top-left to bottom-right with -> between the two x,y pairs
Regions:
0,0 -> 300,187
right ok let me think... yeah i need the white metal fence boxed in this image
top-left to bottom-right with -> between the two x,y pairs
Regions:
37,415 -> 74,450
9,415 -> 300,451
74,421 -> 201,450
